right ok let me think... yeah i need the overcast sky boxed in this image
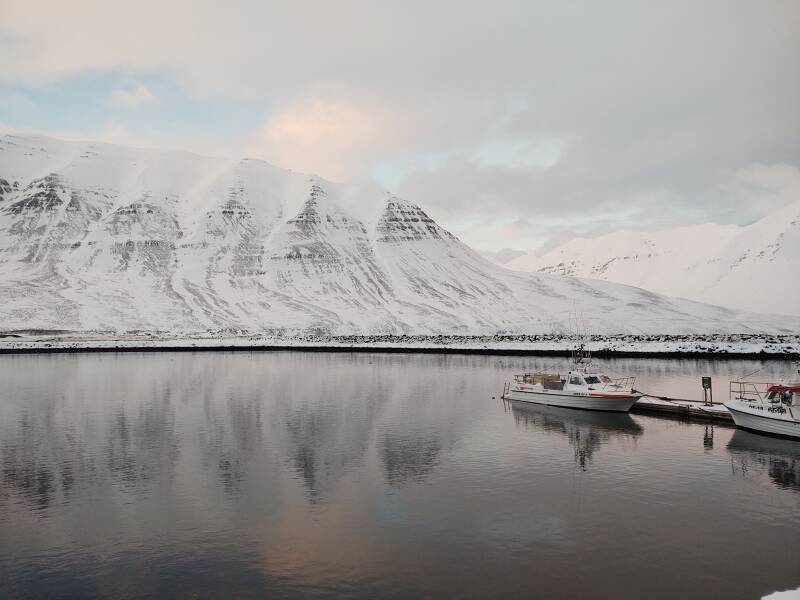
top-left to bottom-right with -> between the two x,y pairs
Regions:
1,0 -> 798,251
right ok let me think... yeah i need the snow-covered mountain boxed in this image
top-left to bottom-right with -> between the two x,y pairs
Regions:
0,132 -> 796,335
507,202 -> 800,317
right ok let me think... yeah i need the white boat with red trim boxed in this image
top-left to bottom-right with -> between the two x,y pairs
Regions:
725,374 -> 800,440
503,368 -> 641,413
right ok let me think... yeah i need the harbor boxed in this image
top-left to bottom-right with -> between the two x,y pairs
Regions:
500,352 -> 799,437
2,3 -> 798,597
502,387 -> 736,423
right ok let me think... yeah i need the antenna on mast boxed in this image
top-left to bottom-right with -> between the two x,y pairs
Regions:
569,303 -> 591,369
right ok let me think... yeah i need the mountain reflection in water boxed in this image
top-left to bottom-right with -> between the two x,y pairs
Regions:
506,400 -> 643,470
1,352 -> 799,600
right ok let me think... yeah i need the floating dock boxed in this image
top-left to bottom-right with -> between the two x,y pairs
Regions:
632,396 -> 733,423
498,393 -> 734,423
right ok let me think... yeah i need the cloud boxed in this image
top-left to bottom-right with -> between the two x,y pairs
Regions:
244,89 -> 483,181
2,120 -> 142,148
718,164 -> 800,220
108,83 -> 158,109
246,96 -> 410,181
1,0 -> 798,250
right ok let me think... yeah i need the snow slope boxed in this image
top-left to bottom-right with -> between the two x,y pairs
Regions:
0,132 -> 797,335
507,202 -> 800,317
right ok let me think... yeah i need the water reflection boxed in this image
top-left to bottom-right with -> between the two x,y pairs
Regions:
2,353 -> 800,600
381,431 -> 442,485
727,429 -> 800,492
283,388 -> 386,502
1,409 -> 94,511
704,424 -> 715,450
199,394 -> 266,497
506,400 -> 643,470
106,396 -> 180,489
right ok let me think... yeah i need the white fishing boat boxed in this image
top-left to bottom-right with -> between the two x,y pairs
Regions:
502,346 -> 641,413
725,371 -> 800,440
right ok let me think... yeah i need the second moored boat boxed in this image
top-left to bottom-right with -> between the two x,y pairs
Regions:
503,370 -> 642,412
724,372 -> 800,440
503,346 -> 642,413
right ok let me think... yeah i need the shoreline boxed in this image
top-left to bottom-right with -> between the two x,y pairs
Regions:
1,333 -> 798,359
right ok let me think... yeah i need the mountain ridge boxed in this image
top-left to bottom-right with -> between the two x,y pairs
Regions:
507,201 -> 800,316
1,132 -> 797,335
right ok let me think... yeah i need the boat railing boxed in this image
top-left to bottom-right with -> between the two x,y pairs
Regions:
516,372 -> 562,385
729,381 -> 772,404
605,376 -> 635,391
730,380 -> 799,421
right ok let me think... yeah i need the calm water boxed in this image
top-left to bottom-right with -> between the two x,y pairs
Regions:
1,352 -> 798,599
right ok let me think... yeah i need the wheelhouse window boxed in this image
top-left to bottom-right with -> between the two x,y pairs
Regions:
768,389 -> 796,405
569,376 -> 583,385
584,376 -> 601,384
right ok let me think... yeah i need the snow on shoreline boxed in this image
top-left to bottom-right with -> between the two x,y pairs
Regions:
1,332 -> 797,357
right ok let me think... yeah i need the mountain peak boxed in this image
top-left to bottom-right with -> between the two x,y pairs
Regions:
1,132 -> 795,333
376,196 -> 454,243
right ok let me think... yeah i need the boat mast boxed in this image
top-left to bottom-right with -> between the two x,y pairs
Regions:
571,341 -> 592,368
569,305 -> 591,369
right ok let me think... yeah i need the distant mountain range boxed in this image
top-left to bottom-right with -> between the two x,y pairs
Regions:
505,201 -> 800,317
478,248 -> 526,265
1,132 -> 796,335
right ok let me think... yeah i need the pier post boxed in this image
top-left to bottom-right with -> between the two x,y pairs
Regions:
702,377 -> 712,406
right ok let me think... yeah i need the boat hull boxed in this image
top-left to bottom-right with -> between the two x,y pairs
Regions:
724,401 -> 800,440
504,389 -> 640,413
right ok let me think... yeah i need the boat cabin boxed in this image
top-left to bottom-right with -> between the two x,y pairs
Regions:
513,370 -> 634,392
517,372 -> 565,390
569,372 -> 612,387
766,384 -> 799,406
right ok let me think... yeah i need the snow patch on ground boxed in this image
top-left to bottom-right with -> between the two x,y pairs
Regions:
762,586 -> 800,600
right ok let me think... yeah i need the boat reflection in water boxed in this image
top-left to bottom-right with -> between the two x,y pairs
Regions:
505,399 -> 643,470
727,429 -> 800,492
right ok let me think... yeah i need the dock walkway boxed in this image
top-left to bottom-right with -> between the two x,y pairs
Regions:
633,396 -> 733,423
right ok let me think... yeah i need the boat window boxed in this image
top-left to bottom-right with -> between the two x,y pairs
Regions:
569,376 -> 583,385
584,376 -> 601,384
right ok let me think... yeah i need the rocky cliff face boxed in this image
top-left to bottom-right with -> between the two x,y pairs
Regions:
1,132 -> 796,335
